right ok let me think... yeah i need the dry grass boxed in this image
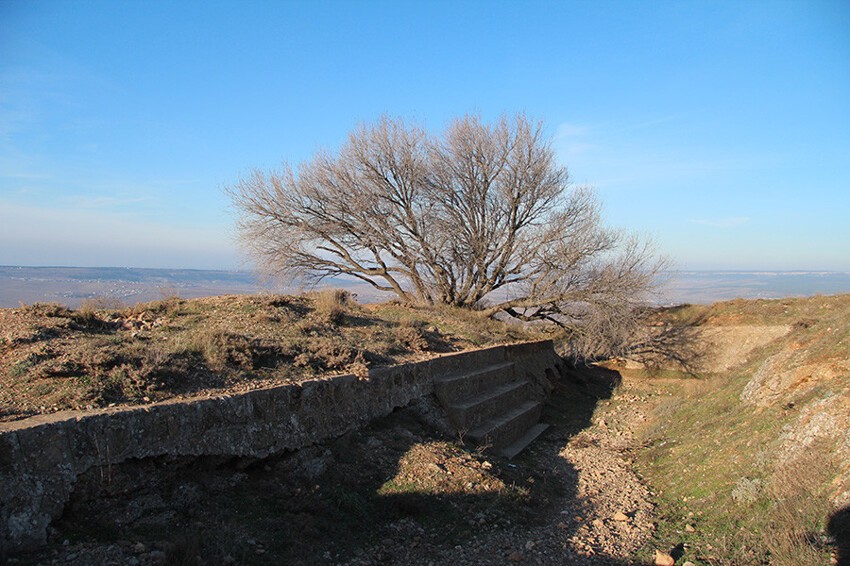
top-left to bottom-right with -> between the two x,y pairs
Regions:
171,328 -> 255,373
764,443 -> 838,565
311,288 -> 351,324
79,297 -> 126,312
0,291 -> 541,421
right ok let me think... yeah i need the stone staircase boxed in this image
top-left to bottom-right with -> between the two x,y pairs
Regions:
433,361 -> 549,459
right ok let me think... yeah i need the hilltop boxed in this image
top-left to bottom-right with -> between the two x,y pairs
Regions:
2,293 -> 848,564
0,292 -> 539,422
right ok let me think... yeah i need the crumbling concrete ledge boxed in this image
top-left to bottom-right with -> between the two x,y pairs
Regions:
0,340 -> 563,554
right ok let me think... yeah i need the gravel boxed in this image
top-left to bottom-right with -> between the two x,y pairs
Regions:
12,369 -> 660,566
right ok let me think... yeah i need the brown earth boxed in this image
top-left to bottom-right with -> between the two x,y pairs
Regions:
0,292 -> 540,422
10,364 -> 665,566
4,293 -> 849,565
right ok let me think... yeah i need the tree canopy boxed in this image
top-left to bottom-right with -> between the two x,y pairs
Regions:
228,113 -> 665,356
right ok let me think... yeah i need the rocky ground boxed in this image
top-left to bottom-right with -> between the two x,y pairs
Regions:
9,294 -> 847,565
10,364 -> 674,566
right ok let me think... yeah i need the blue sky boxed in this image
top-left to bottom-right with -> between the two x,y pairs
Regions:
1,0 -> 848,271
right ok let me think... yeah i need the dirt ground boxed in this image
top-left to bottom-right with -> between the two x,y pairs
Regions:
9,364 -> 672,566
8,294 -> 848,565
0,294 -> 538,422
693,325 -> 790,374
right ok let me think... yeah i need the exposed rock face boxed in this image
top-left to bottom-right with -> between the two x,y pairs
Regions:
741,347 -> 849,407
0,340 -> 563,555
739,338 -> 850,508
777,393 -> 850,508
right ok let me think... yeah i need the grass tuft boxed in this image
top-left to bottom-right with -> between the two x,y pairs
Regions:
312,288 -> 352,324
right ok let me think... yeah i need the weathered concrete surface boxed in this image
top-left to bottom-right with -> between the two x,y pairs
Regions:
0,340 -> 561,554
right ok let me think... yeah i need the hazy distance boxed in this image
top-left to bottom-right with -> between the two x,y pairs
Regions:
2,266 -> 849,310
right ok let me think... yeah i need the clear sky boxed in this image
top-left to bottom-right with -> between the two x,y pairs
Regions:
1,0 -> 848,271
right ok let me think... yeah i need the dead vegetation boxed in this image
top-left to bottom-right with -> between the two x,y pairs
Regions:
0,292 -> 538,422
229,113 -> 665,363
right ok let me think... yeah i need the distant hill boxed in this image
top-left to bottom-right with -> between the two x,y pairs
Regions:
663,270 -> 850,304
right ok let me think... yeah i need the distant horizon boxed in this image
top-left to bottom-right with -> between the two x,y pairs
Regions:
3,264 -> 850,275
3,265 -> 850,309
0,264 -> 250,273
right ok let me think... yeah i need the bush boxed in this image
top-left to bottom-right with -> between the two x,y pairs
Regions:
173,328 -> 255,373
313,289 -> 352,325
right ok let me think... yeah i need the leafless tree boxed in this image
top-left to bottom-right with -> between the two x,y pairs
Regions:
228,113 -> 667,358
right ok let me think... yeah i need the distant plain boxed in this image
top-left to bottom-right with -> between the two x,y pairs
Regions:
2,266 -> 850,309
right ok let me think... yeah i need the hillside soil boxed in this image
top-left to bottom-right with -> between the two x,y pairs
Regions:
618,294 -> 850,565
0,292 -> 541,422
4,293 -> 849,565
12,364 -> 664,566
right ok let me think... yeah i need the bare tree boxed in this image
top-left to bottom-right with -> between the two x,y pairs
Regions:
228,113 -> 666,357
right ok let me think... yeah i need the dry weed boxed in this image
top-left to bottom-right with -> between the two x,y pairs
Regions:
128,296 -> 184,318
313,288 -> 352,324
173,327 -> 254,372
79,297 -> 126,312
765,441 -> 837,565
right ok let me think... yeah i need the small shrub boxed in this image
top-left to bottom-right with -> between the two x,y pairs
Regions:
129,296 -> 183,319
97,368 -> 129,403
9,360 -> 32,378
295,319 -> 322,336
347,350 -> 369,376
313,289 -> 351,324
390,326 -> 429,352
8,349 -> 55,378
293,340 -> 357,372
174,328 -> 254,373
69,304 -> 114,331
731,477 -> 762,504
20,302 -> 72,318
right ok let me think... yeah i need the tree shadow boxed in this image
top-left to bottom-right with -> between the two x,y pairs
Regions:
829,505 -> 850,566
41,363 -> 633,565
625,307 -> 710,376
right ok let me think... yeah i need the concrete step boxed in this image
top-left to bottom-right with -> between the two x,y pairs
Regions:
466,399 -> 543,449
433,362 -> 516,404
498,423 -> 550,459
445,379 -> 531,431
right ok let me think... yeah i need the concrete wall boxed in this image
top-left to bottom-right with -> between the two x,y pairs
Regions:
0,340 -> 562,554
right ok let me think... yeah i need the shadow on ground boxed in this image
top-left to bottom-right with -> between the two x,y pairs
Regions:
830,505 -> 850,566
21,364 -> 635,565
